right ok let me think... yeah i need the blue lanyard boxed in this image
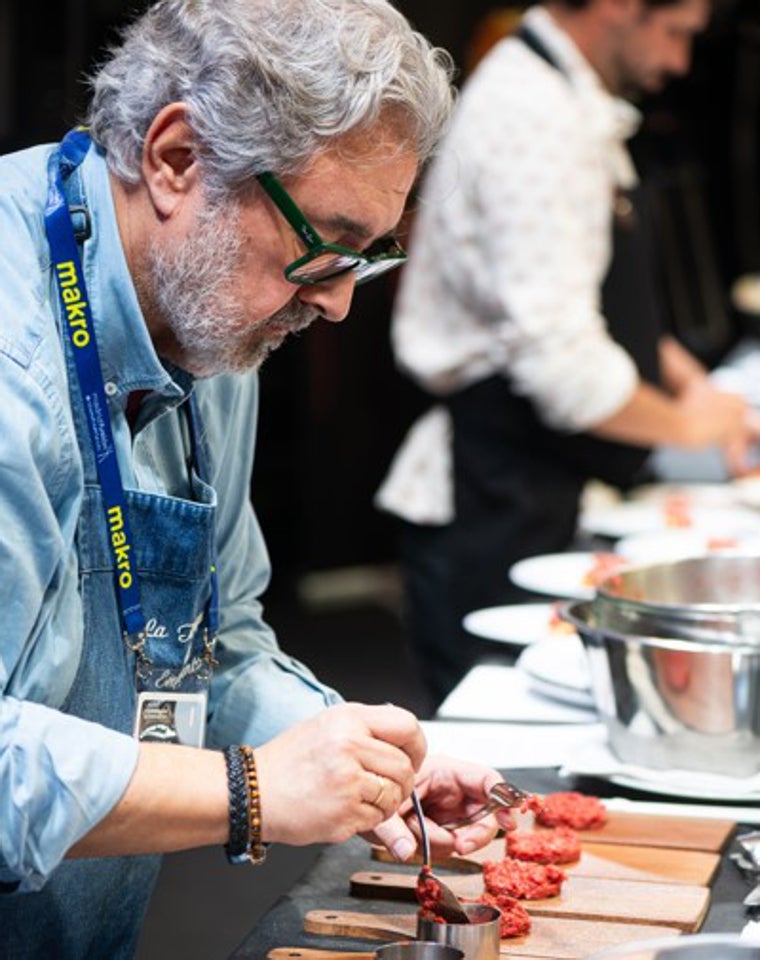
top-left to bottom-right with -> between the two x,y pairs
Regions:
44,127 -> 218,646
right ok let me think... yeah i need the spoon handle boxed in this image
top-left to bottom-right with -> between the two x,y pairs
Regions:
411,788 -> 430,868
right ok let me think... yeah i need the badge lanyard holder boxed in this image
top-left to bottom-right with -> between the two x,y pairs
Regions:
45,128 -> 217,747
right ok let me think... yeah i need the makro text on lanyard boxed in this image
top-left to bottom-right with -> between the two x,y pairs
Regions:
43,126 -> 219,658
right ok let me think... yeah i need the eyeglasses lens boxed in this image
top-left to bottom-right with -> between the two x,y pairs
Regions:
288,251 -> 363,284
353,257 -> 406,284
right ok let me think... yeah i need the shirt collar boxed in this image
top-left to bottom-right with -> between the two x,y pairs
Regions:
76,144 -> 190,404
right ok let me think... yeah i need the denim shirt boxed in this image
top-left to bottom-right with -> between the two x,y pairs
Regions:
0,141 -> 340,892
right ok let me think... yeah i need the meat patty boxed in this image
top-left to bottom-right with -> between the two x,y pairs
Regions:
507,825 -> 581,864
483,858 -> 566,900
535,791 -> 607,830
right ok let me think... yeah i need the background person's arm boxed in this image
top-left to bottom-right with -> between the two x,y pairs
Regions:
658,334 -> 710,396
590,377 -> 760,474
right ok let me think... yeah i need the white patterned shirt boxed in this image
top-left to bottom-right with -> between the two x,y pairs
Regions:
376,6 -> 642,524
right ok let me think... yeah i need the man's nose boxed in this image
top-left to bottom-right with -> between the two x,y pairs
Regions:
296,273 -> 356,323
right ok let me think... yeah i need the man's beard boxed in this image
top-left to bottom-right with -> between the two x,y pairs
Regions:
144,199 -> 318,378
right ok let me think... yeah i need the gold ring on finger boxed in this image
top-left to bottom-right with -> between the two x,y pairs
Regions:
370,774 -> 387,807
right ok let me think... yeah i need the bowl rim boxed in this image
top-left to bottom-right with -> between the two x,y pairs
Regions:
562,600 -> 760,655
595,555 -> 760,615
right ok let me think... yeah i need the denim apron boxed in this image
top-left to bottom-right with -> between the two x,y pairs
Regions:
1,139 -> 218,960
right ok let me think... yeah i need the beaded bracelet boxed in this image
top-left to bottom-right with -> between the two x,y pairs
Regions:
240,745 -> 267,865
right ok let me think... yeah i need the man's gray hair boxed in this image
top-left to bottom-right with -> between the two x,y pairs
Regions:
87,0 -> 455,192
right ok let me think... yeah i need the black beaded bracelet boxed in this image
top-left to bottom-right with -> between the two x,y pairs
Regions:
223,745 -> 250,863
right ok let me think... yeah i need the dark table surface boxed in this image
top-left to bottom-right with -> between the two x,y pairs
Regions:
230,767 -> 755,959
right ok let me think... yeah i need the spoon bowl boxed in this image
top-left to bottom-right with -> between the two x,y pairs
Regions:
412,789 -> 471,924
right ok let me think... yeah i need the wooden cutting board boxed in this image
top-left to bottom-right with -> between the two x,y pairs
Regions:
349,870 -> 709,931
576,811 -> 735,851
371,836 -> 721,886
302,908 -> 683,959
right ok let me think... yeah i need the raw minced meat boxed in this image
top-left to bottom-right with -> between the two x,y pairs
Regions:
479,891 -> 532,938
483,858 -> 566,900
506,826 -> 581,864
519,792 -> 545,816
535,791 -> 607,830
416,866 -> 445,923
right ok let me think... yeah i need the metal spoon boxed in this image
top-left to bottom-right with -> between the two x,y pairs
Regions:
411,789 -> 471,924
440,780 -> 535,831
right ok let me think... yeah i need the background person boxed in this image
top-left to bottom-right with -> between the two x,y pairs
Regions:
376,0 -> 760,707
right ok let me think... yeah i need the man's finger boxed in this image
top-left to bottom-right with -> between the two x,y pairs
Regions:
356,703 -> 427,770
373,812 -> 418,863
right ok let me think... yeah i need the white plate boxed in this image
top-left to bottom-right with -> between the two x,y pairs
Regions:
516,635 -> 594,709
617,528 -> 760,565
462,602 -> 575,646
561,738 -> 760,802
579,501 -> 760,539
604,772 -> 760,803
628,481 -> 741,508
508,551 -> 605,599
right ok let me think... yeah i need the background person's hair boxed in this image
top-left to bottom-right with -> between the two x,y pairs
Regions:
87,0 -> 455,196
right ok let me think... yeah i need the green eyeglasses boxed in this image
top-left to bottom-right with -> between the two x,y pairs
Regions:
256,171 -> 407,286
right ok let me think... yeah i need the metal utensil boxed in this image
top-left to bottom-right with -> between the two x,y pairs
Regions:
417,903 -> 501,960
440,780 -> 534,831
733,831 -> 760,907
376,943 -> 464,960
743,881 -> 760,908
411,789 -> 470,924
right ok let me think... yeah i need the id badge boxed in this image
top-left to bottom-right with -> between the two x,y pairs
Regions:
134,691 -> 208,747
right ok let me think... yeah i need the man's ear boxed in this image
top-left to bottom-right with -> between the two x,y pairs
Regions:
141,102 -> 201,219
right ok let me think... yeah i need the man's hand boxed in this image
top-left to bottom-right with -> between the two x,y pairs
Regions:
254,702 -> 425,847
364,755 -> 513,862
675,379 -> 760,475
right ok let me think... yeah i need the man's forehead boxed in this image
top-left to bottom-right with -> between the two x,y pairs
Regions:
285,145 -> 419,232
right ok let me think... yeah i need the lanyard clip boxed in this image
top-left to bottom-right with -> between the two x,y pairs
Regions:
124,628 -> 152,679
203,627 -> 220,670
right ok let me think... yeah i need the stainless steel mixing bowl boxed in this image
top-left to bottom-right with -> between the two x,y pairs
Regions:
563,599 -> 760,777
594,555 -> 760,644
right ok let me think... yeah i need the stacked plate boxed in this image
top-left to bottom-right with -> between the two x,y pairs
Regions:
463,598 -> 594,711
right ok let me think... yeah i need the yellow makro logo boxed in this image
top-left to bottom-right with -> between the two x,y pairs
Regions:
55,260 -> 90,347
107,505 -> 133,589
